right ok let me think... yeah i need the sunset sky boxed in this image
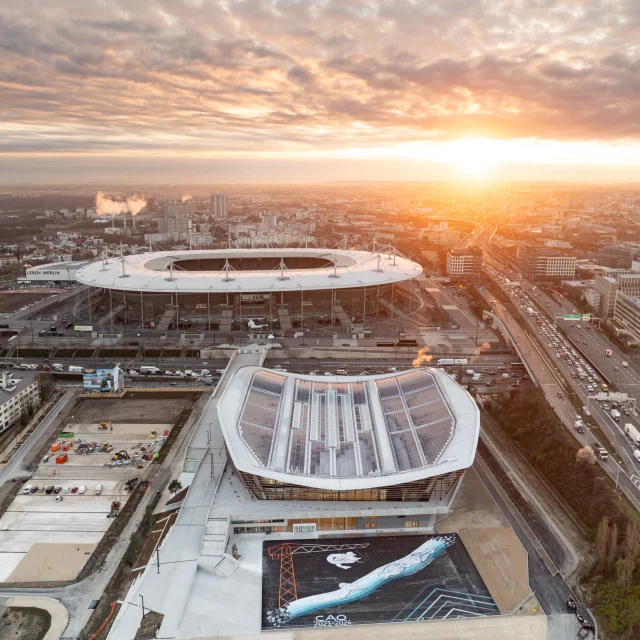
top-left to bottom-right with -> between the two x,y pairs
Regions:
2,0 -> 640,182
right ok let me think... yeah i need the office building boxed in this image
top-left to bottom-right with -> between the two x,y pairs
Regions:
613,292 -> 640,346
0,371 -> 39,433
446,246 -> 483,279
516,244 -> 576,281
210,194 -> 228,219
597,243 -> 640,269
158,201 -> 194,234
594,269 -> 640,317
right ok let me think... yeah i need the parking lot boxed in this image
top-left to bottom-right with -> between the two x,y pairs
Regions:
0,419 -> 172,583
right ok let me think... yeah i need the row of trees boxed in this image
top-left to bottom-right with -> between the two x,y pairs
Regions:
595,518 -> 640,588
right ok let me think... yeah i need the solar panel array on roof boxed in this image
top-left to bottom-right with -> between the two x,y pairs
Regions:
236,369 -> 457,478
375,370 -> 455,470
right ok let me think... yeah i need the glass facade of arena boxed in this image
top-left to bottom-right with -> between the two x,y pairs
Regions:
229,457 -> 464,502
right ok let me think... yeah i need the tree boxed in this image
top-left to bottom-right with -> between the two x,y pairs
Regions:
38,372 -> 55,402
595,517 -> 613,574
168,479 -> 183,496
576,447 -> 597,465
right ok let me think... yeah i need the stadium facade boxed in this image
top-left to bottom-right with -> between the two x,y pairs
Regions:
73,248 -> 422,330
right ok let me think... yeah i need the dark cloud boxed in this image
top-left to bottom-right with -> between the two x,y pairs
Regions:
0,0 -> 640,156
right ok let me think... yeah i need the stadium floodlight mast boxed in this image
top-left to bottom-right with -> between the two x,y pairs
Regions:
119,242 -> 129,278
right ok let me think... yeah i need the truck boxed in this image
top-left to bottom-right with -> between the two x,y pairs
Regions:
453,359 -> 468,365
574,419 -> 585,434
611,409 -> 621,421
605,349 -> 612,357
68,366 -> 84,373
622,361 -> 629,367
139,365 -> 160,375
52,363 -> 64,371
437,359 -> 454,366
625,423 -> 640,446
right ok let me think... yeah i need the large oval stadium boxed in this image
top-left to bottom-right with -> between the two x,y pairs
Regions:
74,248 -> 423,330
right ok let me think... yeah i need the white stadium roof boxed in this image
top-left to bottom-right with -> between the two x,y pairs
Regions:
73,248 -> 422,293
217,367 -> 479,491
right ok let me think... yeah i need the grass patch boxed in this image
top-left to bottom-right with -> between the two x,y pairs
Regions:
15,348 -> 49,357
74,349 -> 95,357
53,348 -> 75,357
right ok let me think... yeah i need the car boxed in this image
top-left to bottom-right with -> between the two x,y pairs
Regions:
170,381 -> 178,386
22,484 -> 33,494
63,486 -> 70,493
54,486 -> 62,494
55,495 -> 63,502
71,487 -> 78,494
614,366 -> 619,371
603,404 -> 609,410
557,392 -> 563,398
30,486 -> 38,493
45,485 -> 55,494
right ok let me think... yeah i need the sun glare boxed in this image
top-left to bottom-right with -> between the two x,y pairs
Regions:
447,138 -> 503,179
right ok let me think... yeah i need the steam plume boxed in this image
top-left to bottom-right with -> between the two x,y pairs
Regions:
95,191 -> 147,217
181,194 -> 192,203
412,347 -> 433,368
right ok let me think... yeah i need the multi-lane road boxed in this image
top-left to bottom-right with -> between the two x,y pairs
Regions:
481,256 -> 640,507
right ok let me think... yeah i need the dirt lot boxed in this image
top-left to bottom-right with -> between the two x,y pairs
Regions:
0,606 -> 51,640
0,291 -> 57,313
71,394 -> 197,424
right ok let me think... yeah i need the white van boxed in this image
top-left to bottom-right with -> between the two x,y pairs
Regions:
95,484 -> 103,495
634,449 -> 640,462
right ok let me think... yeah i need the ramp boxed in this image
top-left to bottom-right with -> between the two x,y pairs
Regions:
96,303 -> 124,328
219,308 -> 233,334
277,305 -> 292,331
333,303 -> 351,329
156,308 -> 176,333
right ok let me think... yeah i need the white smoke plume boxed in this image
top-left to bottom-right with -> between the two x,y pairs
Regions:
181,194 -> 192,203
95,191 -> 146,217
412,347 -> 433,368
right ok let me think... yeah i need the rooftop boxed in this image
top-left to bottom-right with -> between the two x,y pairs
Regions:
73,248 -> 422,293
217,367 -> 479,490
0,371 -> 37,407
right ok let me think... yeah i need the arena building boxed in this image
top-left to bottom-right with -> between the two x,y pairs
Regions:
73,248 -> 422,331
216,365 -> 479,533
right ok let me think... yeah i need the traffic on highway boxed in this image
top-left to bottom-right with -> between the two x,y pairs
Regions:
484,262 -> 640,490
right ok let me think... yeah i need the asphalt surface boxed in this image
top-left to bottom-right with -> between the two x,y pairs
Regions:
0,391 -> 75,484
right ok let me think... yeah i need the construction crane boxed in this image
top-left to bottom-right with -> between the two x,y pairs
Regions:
267,542 -> 369,607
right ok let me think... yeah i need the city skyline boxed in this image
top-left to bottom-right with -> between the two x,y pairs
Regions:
3,1 -> 640,182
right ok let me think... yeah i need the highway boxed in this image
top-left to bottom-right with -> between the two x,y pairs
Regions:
480,262 -> 640,509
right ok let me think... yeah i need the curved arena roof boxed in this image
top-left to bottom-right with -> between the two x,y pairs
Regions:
73,248 -> 422,293
217,366 -> 479,490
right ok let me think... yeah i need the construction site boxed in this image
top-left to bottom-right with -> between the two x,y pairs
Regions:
0,392 -> 200,584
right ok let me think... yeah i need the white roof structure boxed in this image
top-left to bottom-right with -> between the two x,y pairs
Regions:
217,367 -> 479,490
73,248 -> 422,293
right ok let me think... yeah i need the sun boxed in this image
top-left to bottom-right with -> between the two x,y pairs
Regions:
447,138 -> 503,179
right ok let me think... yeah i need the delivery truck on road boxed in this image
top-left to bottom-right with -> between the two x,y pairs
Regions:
625,423 -> 640,446
68,366 -> 84,373
139,365 -> 160,374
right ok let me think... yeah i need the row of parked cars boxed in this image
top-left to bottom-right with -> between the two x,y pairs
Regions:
22,483 -> 102,496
